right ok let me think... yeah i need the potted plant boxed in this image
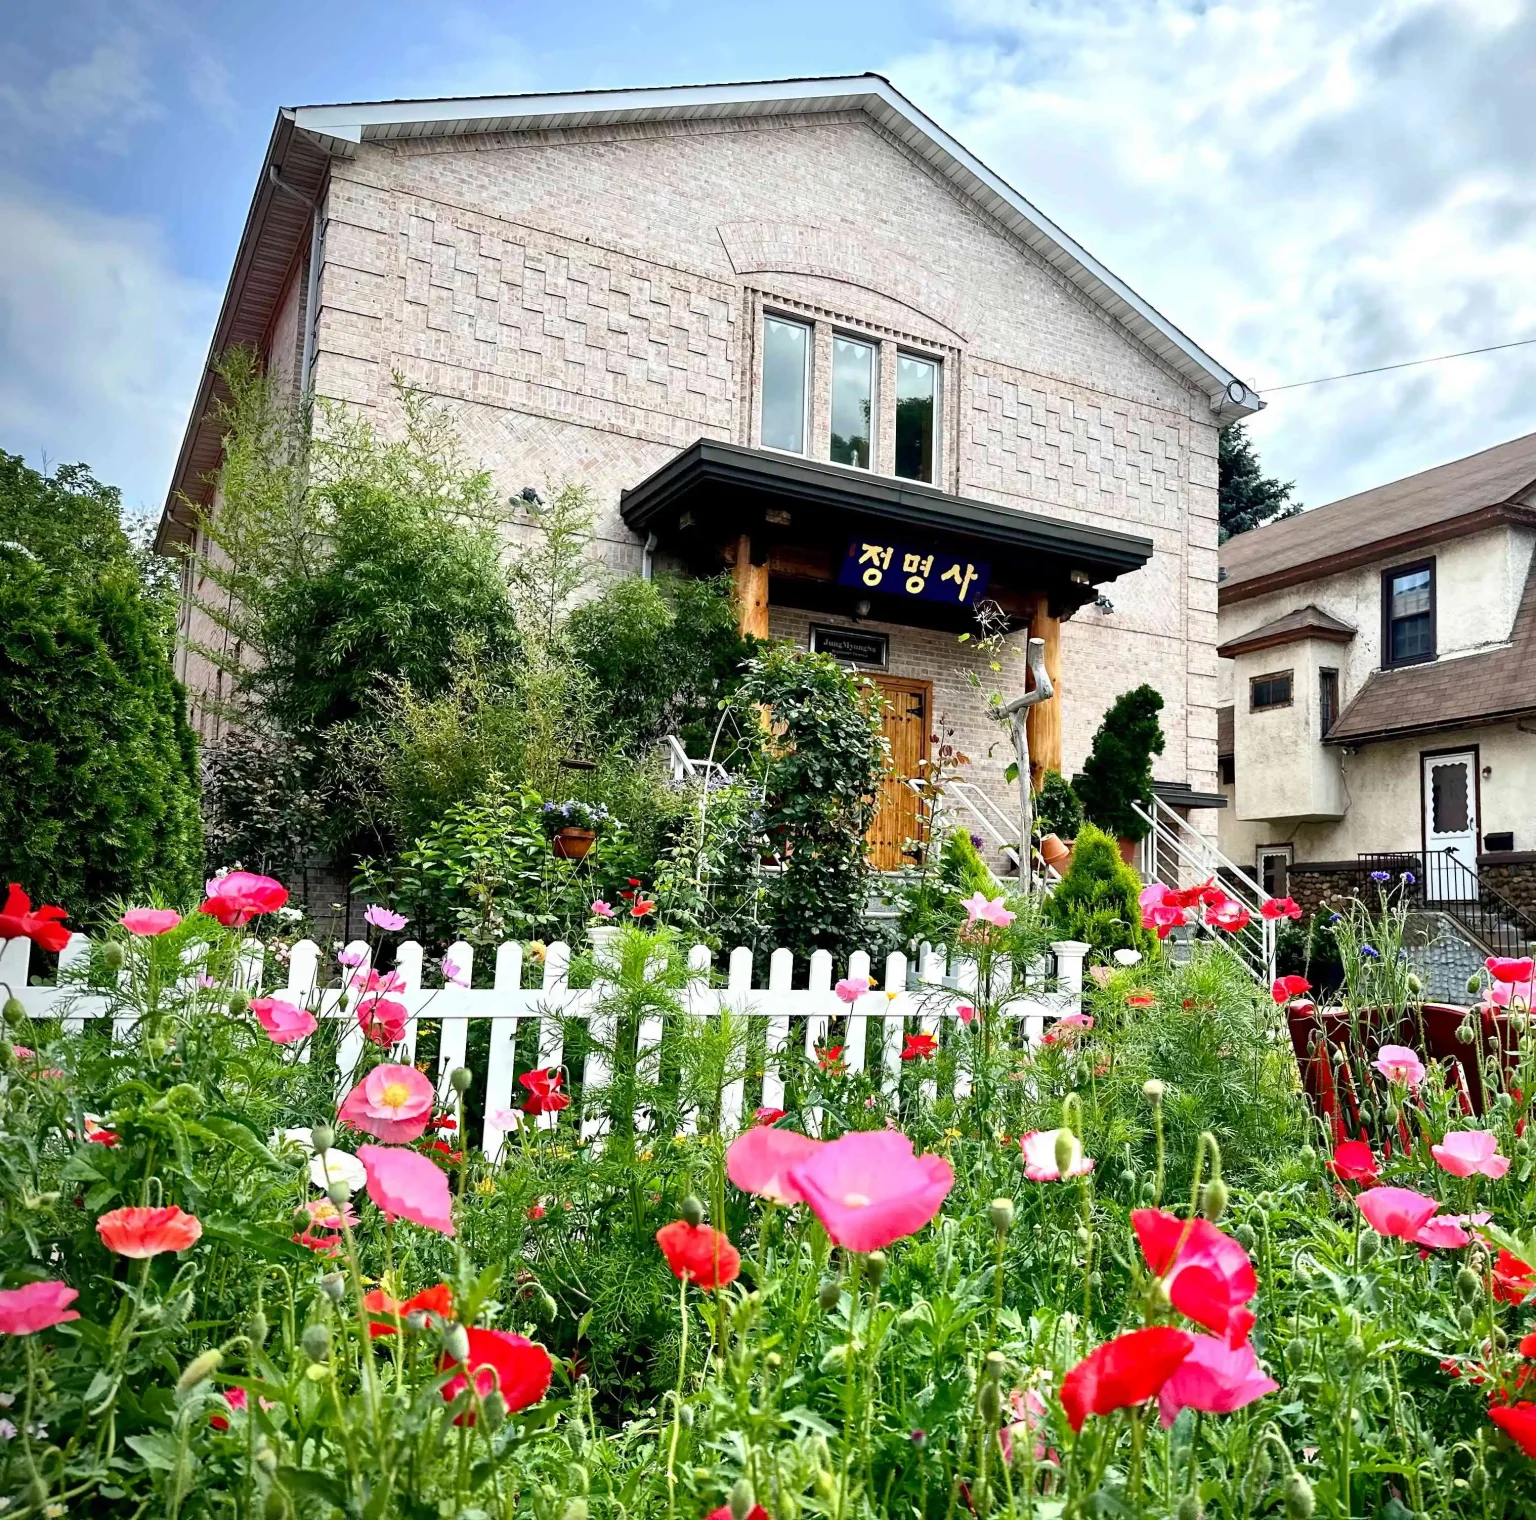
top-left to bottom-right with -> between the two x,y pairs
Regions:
1034,769 -> 1082,874
542,799 -> 610,860
1073,686 -> 1165,864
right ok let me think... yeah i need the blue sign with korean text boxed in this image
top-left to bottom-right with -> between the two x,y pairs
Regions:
838,538 -> 991,606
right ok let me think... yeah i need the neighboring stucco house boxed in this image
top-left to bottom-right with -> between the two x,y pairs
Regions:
1216,431 -> 1536,959
157,75 -> 1260,871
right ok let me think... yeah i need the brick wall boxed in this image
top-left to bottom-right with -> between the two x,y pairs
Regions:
287,108 -> 1221,806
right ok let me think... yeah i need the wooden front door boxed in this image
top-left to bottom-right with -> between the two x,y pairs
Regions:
868,676 -> 931,872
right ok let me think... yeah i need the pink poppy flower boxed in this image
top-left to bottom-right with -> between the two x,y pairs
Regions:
440,956 -> 468,986
1205,898 -> 1250,933
122,908 -> 181,936
358,1144 -> 455,1236
339,1064 -> 435,1143
834,976 -> 870,1004
199,872 -> 288,927
303,1196 -> 361,1231
1415,1215 -> 1471,1250
248,996 -> 318,1045
0,1281 -> 79,1335
1138,885 -> 1187,938
590,900 -> 615,919
788,1129 -> 953,1252
1021,1128 -> 1094,1182
956,1003 -> 975,1025
754,1107 -> 787,1126
961,893 -> 1015,928
363,904 -> 407,932
1489,975 -> 1536,1009
727,1125 -> 823,1205
1431,1130 -> 1510,1180
337,947 -> 366,968
998,1387 -> 1049,1464
357,997 -> 408,1048
1488,957 -> 1536,984
1373,1044 -> 1426,1087
1157,1334 -> 1278,1426
1356,1186 -> 1440,1241
1132,1210 -> 1257,1345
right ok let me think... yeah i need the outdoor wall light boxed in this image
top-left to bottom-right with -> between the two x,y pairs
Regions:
1483,765 -> 1493,779
854,598 -> 872,618
1069,568 -> 1092,586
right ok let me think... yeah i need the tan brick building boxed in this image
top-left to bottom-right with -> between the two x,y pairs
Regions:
158,76 -> 1259,870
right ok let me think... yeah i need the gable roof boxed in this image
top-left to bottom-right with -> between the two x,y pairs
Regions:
1215,603 -> 1355,659
1324,557 -> 1536,745
158,74 -> 1261,547
1220,430 -> 1536,604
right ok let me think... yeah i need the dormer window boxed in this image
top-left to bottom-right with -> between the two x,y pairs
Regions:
1383,559 -> 1435,667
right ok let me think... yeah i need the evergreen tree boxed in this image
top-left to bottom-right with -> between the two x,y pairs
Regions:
1219,422 -> 1301,541
1074,685 -> 1165,843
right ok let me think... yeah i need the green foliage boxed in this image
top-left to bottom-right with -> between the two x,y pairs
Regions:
737,645 -> 887,961
201,725 -> 330,879
0,453 -> 201,912
1034,766 -> 1084,839
1219,420 -> 1301,541
565,574 -> 757,755
1075,683 -> 1165,842
1047,822 -> 1155,962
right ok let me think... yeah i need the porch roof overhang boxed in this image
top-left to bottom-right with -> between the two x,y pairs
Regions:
619,439 -> 1154,626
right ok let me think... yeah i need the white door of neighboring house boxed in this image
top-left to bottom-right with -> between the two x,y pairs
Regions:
1422,750 -> 1479,901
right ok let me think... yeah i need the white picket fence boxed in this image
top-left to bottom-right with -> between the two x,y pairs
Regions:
0,931 -> 1088,1160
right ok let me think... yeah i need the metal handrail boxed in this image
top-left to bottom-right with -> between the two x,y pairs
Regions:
1357,849 -> 1536,960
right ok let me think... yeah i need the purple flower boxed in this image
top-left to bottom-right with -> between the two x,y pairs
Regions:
1370,871 -> 1391,883
969,833 -> 985,851
364,905 -> 407,932
337,947 -> 365,968
1401,871 -> 1416,885
1362,944 -> 1380,960
441,956 -> 467,987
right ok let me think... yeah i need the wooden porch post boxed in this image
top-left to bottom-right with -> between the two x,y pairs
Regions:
731,533 -> 770,639
1027,597 -> 1062,788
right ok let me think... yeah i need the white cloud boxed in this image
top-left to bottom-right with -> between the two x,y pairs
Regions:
886,0 -> 1536,506
0,180 -> 218,512
0,30 -> 163,153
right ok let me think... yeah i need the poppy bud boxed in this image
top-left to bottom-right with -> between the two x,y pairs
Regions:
255,1447 -> 279,1475
1456,1020 -> 1476,1045
1357,1232 -> 1378,1263
450,1066 -> 472,1094
814,1470 -> 836,1503
979,1380 -> 1001,1423
247,1308 -> 268,1346
1284,1336 -> 1307,1370
729,1478 -> 756,1520
311,1124 -> 335,1154
1343,1334 -> 1366,1370
864,1251 -> 887,1287
0,1042 -> 11,1066
1283,1472 -> 1315,1518
818,1279 -> 841,1312
101,942 -> 126,971
482,1391 -> 508,1431
327,1181 -> 351,1208
1406,972 -> 1422,996
2,996 -> 25,1027
1140,1178 -> 1157,1201
989,1198 -> 1015,1235
680,1195 -> 705,1228
1468,1461 -> 1487,1496
1119,1169 -> 1137,1191
1143,1079 -> 1165,1105
678,1403 -> 694,1429
765,1351 -> 781,1370
1054,1129 -> 1079,1178
1467,973 -> 1483,997
1455,1302 -> 1476,1331
25,1478 -> 48,1510
441,1322 -> 471,1365
1201,1179 -> 1229,1222
984,1350 -> 1007,1381
561,1501 -> 588,1520
176,1347 -> 222,1394
1178,1496 -> 1204,1520
540,1290 -> 559,1321
1456,1267 -> 1481,1302
1235,1223 -> 1256,1250
406,1310 -> 431,1331
319,1273 -> 346,1304
301,1324 -> 330,1363
228,992 -> 249,1017
1493,1326 -> 1509,1350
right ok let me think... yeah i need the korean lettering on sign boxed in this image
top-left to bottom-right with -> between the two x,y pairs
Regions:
839,539 -> 991,606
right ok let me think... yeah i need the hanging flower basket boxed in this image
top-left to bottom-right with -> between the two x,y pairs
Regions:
542,800 -> 610,860
552,828 -> 596,860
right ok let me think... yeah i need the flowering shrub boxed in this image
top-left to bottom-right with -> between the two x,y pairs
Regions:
6,877 -> 1536,1517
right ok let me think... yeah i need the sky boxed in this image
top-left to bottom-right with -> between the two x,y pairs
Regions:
2,0 -> 1535,523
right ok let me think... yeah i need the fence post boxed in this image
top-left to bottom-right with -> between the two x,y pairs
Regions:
1051,941 -> 1090,1019
761,948 -> 794,1113
536,942 -> 570,1130
721,946 -> 753,1132
881,950 -> 908,1106
482,941 -> 524,1162
59,933 -> 92,1033
394,941 -> 424,1068
433,941 -> 474,1112
952,954 -> 978,1099
583,930 -> 621,1143
680,944 -> 713,1135
334,941 -> 372,1095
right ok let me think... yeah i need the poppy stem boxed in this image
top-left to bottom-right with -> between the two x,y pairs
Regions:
835,1252 -> 864,1520
665,1270 -> 688,1520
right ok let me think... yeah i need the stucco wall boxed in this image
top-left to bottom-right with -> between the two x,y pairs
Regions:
290,109 -> 1220,812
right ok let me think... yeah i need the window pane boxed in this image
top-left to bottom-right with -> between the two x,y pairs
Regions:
895,354 -> 938,482
1431,761 -> 1470,834
1391,613 -> 1433,662
1390,568 -> 1431,618
1251,673 -> 1292,710
762,318 -> 808,453
830,337 -> 875,469
1319,668 -> 1338,735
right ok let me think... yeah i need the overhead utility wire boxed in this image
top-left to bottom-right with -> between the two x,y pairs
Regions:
1262,334 -> 1536,393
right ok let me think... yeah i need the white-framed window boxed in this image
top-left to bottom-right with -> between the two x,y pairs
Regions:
1257,845 -> 1293,900
760,315 -> 811,455
830,334 -> 877,470
895,351 -> 940,483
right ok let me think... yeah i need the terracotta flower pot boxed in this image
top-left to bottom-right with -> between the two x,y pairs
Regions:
1117,836 -> 1140,866
1040,834 -> 1073,872
552,827 -> 596,860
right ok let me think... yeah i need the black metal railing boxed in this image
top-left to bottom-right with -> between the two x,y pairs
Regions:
1356,850 -> 1536,961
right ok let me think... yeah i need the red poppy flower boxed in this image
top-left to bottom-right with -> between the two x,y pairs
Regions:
1059,1326 -> 1194,1432
294,1225 -> 341,1257
656,1220 -> 741,1289
1260,897 -> 1302,921
1328,1139 -> 1379,1185
367,1282 -> 455,1337
526,1202 -> 546,1220
357,997 -> 408,1047
1492,1401 -> 1536,1456
439,1328 -> 552,1423
1489,957 -> 1536,985
198,871 -> 288,927
817,1044 -> 845,1073
519,1068 -> 570,1115
0,885 -> 70,954
1125,990 -> 1156,1008
753,1107 -> 787,1126
1132,1209 -> 1257,1343
630,899 -> 657,918
421,1139 -> 464,1165
1271,974 -> 1311,1005
1494,1249 -> 1536,1304
705,1507 -> 771,1520
902,1033 -> 938,1062
96,1205 -> 202,1258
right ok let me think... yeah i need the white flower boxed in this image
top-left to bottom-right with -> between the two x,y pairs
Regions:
1112,949 -> 1143,967
0,1419 -> 15,1440
276,1128 -> 367,1195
